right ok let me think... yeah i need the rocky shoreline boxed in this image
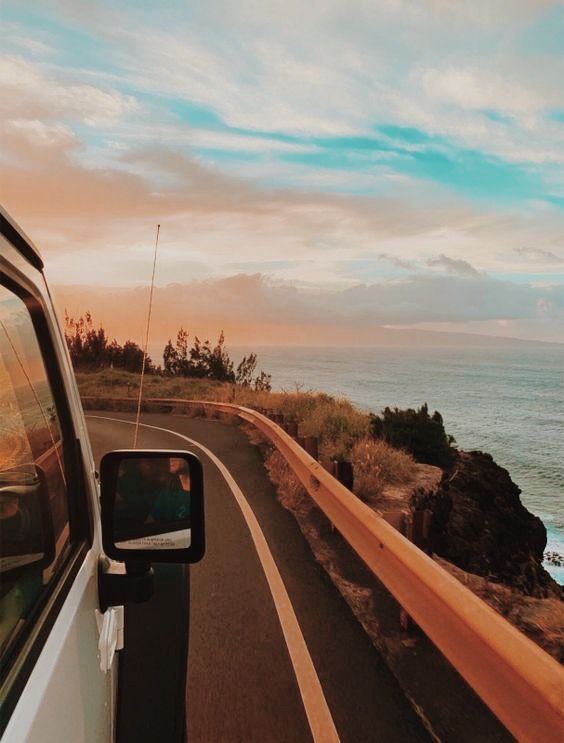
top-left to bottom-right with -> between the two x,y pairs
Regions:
251,421 -> 563,663
365,447 -> 563,660
410,450 -> 562,600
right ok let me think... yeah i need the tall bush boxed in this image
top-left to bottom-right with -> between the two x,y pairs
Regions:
351,437 -> 417,502
370,403 -> 456,468
64,312 -> 152,373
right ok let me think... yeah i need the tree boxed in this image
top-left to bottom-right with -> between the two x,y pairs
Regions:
107,339 -> 123,368
207,331 -> 235,382
64,311 -> 108,368
254,371 -> 272,392
64,311 -> 84,366
121,340 -> 150,373
161,328 -> 269,387
175,327 -> 191,376
189,336 -> 210,378
370,403 -> 456,468
64,311 -> 152,372
236,354 -> 257,386
83,321 -> 108,367
163,339 -> 178,375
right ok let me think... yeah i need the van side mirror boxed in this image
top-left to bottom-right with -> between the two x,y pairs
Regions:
100,450 -> 205,564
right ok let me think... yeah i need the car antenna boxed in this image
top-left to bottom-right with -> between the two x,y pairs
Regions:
133,223 -> 160,448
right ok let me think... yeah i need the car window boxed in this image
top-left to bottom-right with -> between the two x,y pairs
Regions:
0,285 -> 72,663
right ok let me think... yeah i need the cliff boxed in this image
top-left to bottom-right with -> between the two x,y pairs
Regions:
412,450 -> 562,599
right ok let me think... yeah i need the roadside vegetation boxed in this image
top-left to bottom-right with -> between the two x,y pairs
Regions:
68,312 -> 452,499
351,438 -> 418,501
76,366 -> 445,500
370,403 -> 456,468
68,312 -> 453,491
74,333 -> 562,662
64,313 -> 271,389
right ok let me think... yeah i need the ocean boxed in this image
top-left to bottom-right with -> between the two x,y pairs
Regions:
234,344 -> 564,584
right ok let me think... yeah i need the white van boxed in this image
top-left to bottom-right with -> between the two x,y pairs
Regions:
0,207 -> 204,742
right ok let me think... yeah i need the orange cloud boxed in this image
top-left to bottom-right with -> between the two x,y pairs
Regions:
51,272 -> 564,352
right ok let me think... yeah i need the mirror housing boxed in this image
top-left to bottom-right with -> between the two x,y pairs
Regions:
100,450 -> 205,564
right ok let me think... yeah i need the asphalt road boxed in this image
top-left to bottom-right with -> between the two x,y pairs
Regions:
87,412 -> 430,743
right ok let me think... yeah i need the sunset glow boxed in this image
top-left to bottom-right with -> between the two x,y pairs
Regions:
1,1 -> 563,347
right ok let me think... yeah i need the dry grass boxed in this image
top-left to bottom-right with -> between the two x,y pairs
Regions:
298,397 -> 371,460
264,449 -> 310,515
79,370 -> 419,516
351,437 -> 417,503
77,369 -> 374,461
76,370 -> 232,402
231,385 -> 371,458
436,558 -> 564,662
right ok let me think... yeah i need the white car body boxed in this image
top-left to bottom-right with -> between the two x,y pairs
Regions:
0,209 -> 116,742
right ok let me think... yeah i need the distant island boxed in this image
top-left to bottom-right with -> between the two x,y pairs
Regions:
55,284 -> 563,349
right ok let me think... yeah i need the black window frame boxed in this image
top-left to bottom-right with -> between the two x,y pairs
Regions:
0,268 -> 93,734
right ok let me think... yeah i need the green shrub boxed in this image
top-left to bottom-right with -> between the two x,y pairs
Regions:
370,403 -> 456,468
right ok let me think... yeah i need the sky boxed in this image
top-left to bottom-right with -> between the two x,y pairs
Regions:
1,0 -> 563,346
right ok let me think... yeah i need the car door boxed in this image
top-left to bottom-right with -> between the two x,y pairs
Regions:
0,236 -> 115,742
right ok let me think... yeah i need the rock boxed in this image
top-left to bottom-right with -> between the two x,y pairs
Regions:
411,450 -> 562,598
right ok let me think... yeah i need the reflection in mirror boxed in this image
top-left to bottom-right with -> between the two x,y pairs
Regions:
113,456 -> 192,551
0,464 -> 52,573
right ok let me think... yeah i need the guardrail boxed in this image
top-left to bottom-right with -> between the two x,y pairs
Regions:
86,395 -> 564,742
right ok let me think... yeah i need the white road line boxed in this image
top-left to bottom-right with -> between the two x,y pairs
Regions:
88,414 -> 340,743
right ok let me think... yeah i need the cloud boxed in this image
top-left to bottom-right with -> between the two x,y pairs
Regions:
343,275 -> 564,323
419,67 -> 543,117
0,129 -> 168,224
53,272 -> 564,349
12,0 -> 561,168
377,253 -> 415,270
173,129 -> 318,155
0,20 -> 56,57
426,254 -> 482,277
515,247 -> 563,263
5,119 -> 78,148
109,5 -> 564,161
0,55 -> 138,127
2,4 -> 563,347
3,124 -> 564,297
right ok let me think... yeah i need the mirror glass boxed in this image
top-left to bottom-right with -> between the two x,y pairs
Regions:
113,456 -> 192,550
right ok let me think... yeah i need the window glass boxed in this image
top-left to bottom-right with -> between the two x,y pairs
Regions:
0,285 -> 71,661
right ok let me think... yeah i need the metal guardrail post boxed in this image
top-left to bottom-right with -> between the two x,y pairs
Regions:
382,511 -> 413,631
321,460 -> 353,490
285,421 -> 298,438
408,510 -> 432,553
381,510 -> 433,631
335,461 -> 353,491
304,436 -> 319,460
